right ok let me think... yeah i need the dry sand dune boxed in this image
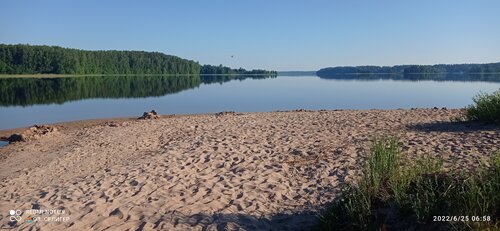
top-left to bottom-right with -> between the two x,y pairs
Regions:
0,109 -> 498,230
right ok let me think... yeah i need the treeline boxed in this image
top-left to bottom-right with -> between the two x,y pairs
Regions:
317,63 -> 500,76
200,74 -> 275,85
0,44 -> 276,75
0,74 -> 276,106
0,44 -> 201,75
200,64 -> 277,75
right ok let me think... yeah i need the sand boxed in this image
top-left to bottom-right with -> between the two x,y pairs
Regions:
0,109 -> 498,230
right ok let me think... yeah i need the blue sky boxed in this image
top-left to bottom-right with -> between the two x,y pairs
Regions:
1,0 -> 499,71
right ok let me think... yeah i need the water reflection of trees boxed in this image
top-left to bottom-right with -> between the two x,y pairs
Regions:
0,75 -> 276,106
317,73 -> 500,82
200,74 -> 275,84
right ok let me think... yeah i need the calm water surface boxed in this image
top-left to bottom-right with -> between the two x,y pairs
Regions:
1,74 -> 499,129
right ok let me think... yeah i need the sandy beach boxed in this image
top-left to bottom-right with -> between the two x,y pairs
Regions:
0,109 -> 498,230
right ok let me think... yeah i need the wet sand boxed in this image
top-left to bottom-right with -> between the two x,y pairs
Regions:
0,109 -> 498,230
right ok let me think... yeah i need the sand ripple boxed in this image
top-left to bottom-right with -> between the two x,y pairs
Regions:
0,109 -> 498,230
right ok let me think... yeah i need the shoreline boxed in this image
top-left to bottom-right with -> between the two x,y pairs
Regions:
0,108 -> 463,136
0,109 -> 498,230
0,112 -> 234,137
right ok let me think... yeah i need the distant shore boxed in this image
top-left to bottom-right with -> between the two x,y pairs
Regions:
0,109 -> 498,230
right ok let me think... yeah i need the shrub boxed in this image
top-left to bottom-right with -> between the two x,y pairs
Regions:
466,90 -> 500,123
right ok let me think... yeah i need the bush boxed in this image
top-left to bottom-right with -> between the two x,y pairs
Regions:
318,138 -> 500,230
466,90 -> 500,123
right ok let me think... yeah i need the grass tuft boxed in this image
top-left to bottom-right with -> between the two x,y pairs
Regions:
318,139 -> 500,230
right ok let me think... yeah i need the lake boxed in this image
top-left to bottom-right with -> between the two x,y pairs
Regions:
1,74 -> 499,130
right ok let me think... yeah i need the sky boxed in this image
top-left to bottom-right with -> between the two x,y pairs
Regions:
1,1 -> 499,71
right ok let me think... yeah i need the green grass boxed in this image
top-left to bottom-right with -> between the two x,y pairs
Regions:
466,89 -> 500,123
318,138 -> 500,230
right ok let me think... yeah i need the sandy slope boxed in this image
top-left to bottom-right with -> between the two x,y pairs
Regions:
0,109 -> 498,230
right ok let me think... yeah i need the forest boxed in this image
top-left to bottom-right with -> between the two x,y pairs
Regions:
200,65 -> 276,75
316,63 -> 500,76
0,44 -> 277,75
